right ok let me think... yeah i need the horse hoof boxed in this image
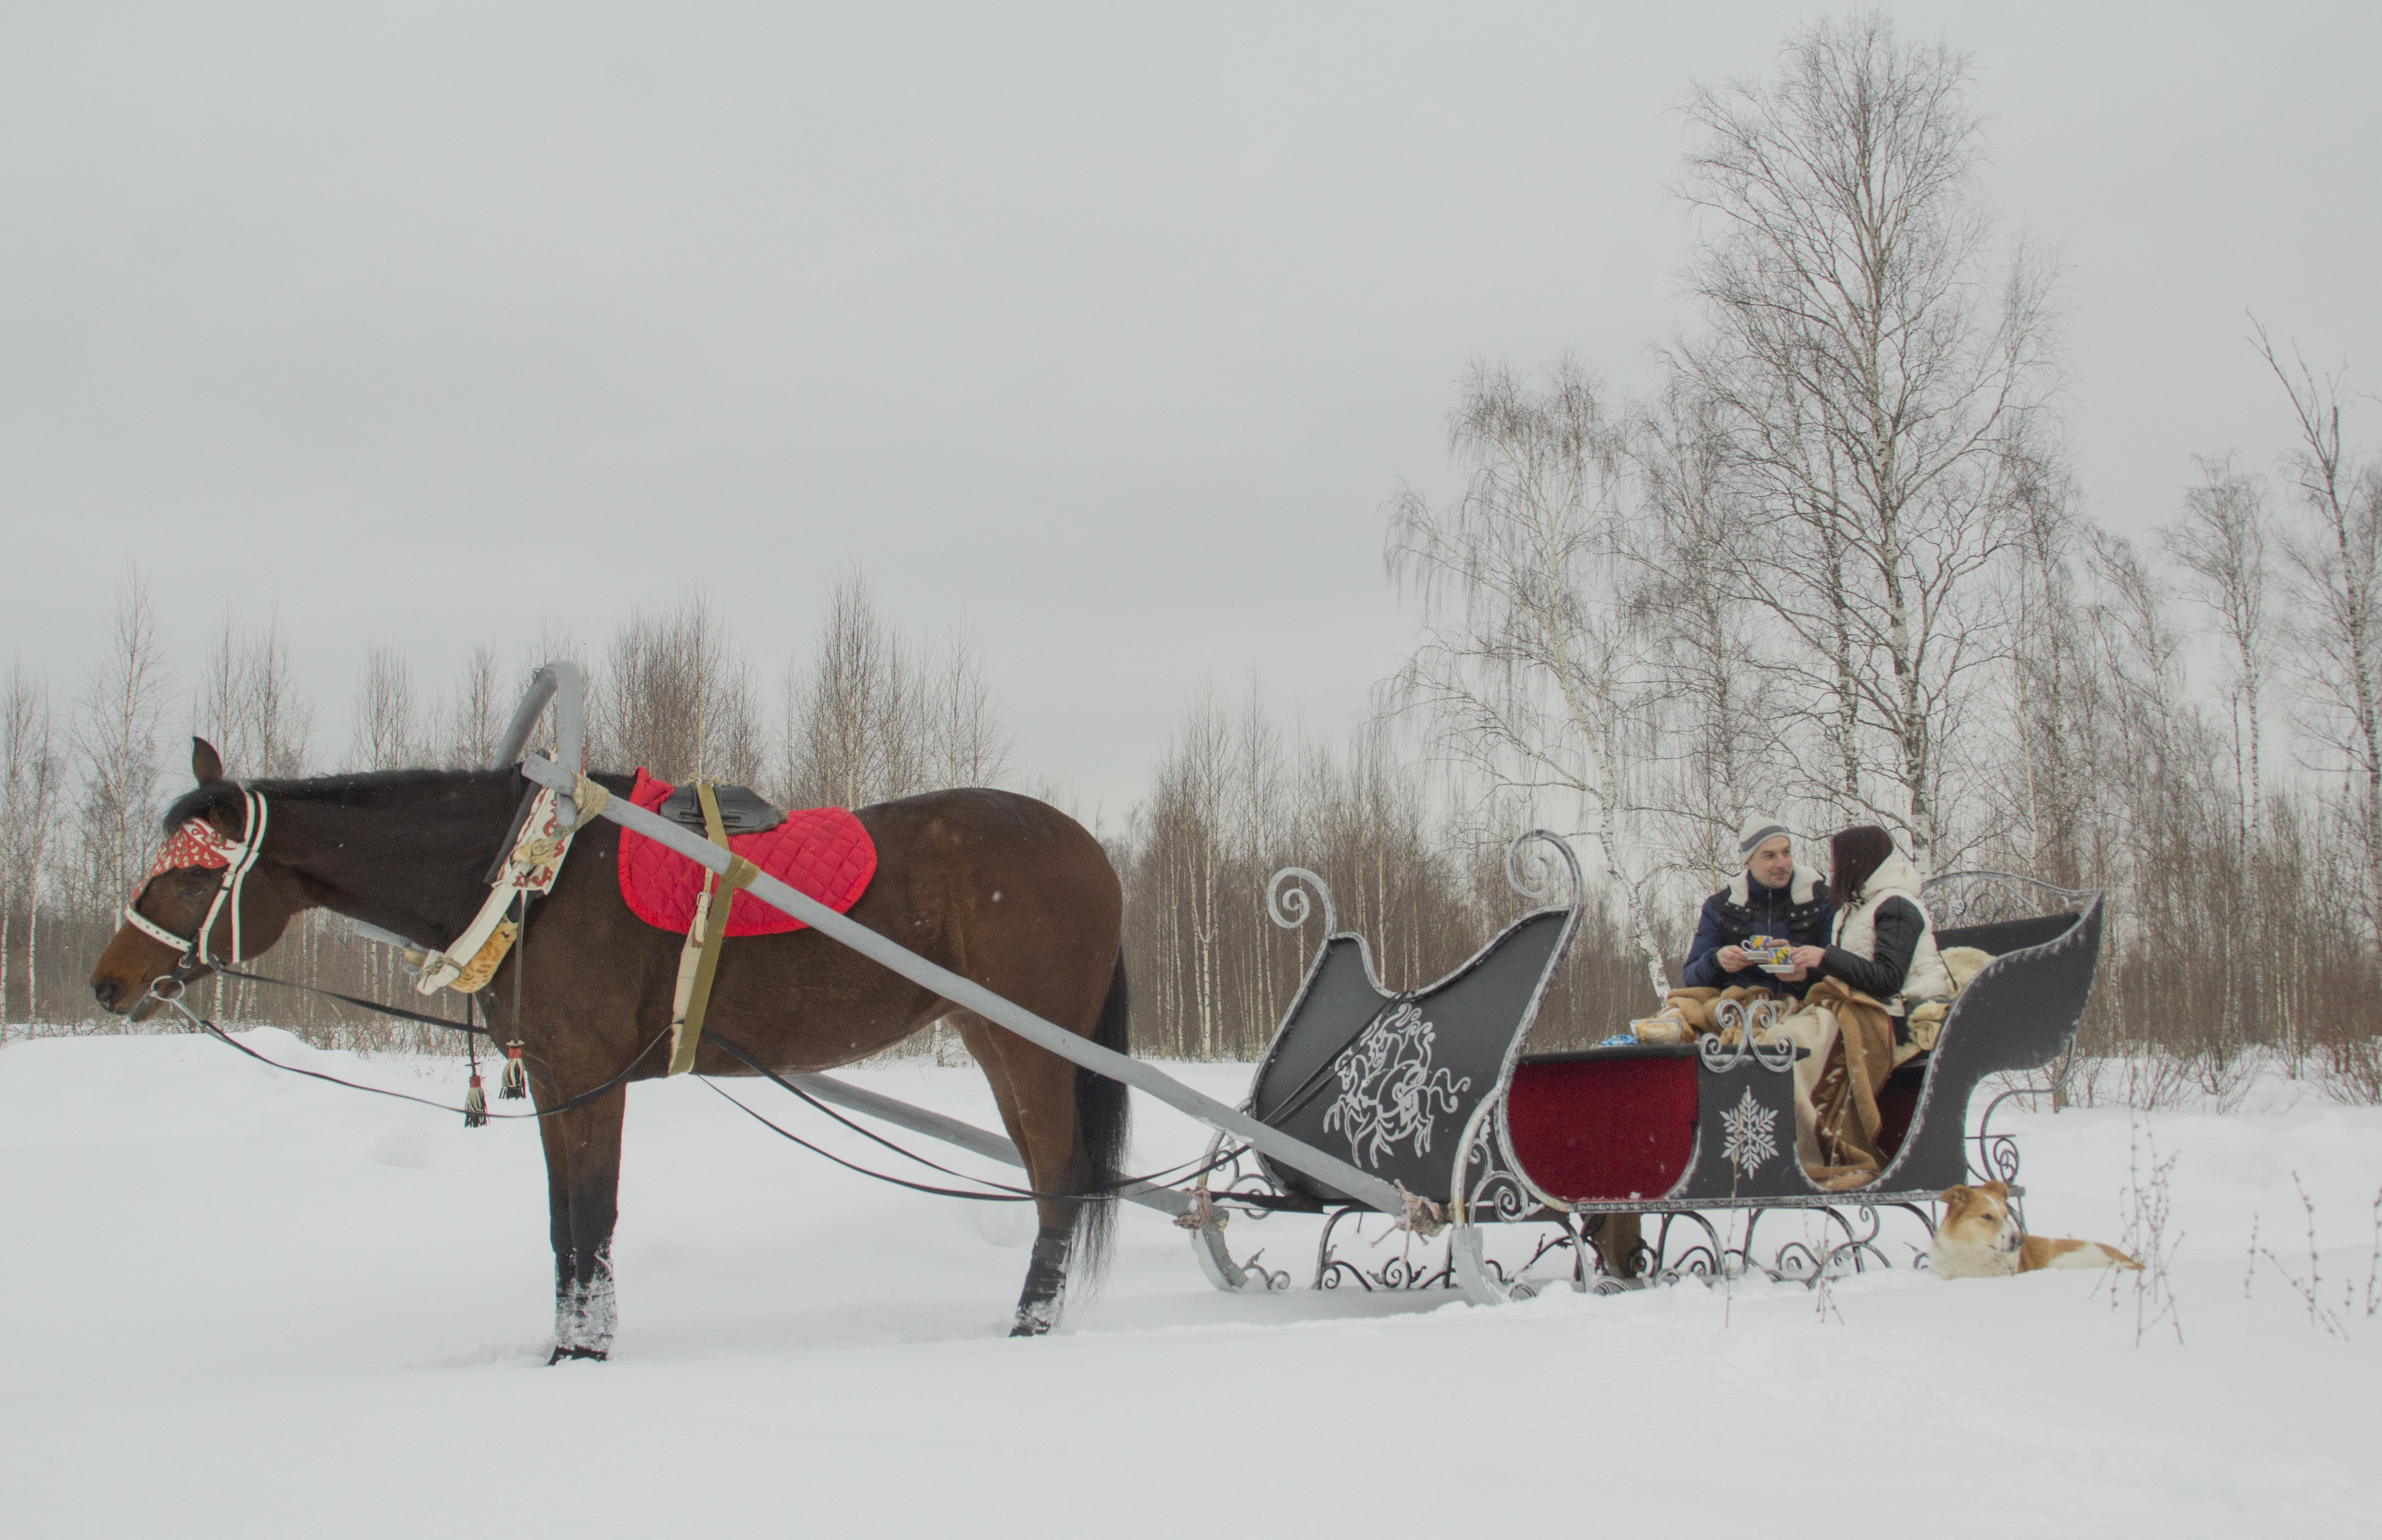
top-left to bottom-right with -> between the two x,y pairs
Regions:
1008,1315 -> 1053,1339
547,1344 -> 610,1364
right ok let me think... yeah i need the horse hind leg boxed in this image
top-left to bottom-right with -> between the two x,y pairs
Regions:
955,955 -> 1131,1338
950,1010 -> 1090,1338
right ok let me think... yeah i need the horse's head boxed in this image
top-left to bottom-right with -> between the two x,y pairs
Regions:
91,738 -> 313,1021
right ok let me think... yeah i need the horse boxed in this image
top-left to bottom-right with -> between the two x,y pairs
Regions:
91,738 -> 1131,1356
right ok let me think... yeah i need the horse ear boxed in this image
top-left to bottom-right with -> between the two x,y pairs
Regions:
192,737 -> 224,784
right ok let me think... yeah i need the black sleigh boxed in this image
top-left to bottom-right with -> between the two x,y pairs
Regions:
1189,833 -> 2105,1302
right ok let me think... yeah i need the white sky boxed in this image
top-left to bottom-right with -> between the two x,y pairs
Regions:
2,4 -> 2375,819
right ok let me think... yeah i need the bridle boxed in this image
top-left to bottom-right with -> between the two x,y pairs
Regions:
121,787 -> 270,999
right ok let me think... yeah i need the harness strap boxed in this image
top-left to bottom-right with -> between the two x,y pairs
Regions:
414,785 -> 579,995
668,782 -> 754,1075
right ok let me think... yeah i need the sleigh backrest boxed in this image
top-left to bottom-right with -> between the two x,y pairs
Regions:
1878,873 -> 2104,1190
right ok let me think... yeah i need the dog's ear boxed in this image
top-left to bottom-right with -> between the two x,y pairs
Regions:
1937,1184 -> 1970,1207
1981,1179 -> 2010,1200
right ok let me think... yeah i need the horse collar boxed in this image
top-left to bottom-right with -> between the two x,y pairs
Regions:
123,787 -> 271,972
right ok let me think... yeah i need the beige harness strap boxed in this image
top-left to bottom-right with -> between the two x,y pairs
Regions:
667,782 -> 758,1075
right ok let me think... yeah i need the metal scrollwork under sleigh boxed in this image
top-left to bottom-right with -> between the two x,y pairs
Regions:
1190,846 -> 2104,1304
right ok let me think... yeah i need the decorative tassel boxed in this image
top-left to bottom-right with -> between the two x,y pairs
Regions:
463,1073 -> 488,1129
500,1041 -> 528,1099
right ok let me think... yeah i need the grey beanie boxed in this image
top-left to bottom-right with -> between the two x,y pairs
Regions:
1738,813 -> 1791,859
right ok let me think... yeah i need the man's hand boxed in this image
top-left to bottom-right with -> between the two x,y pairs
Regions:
1788,944 -> 1827,974
1716,945 -> 1749,972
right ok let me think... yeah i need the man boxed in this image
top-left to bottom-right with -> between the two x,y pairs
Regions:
1681,814 -> 1834,996
1597,816 -> 1834,1283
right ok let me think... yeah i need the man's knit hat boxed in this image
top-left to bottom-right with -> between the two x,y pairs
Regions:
1738,813 -> 1791,860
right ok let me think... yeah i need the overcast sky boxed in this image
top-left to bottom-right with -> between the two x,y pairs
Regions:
2,3 -> 2375,820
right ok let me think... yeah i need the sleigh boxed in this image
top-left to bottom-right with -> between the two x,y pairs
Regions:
1189,840 -> 2104,1302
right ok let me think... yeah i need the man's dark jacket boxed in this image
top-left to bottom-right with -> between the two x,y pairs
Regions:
1681,865 -> 1834,993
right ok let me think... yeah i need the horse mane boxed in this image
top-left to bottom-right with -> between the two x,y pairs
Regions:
161,766 -> 525,833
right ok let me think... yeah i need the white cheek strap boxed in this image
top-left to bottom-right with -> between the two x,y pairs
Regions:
124,791 -> 270,967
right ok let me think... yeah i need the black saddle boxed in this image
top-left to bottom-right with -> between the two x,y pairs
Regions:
656,781 -> 787,837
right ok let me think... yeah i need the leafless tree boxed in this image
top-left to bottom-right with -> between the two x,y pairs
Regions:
598,593 -> 762,785
780,574 -> 1008,809
783,575 -> 905,808
1386,360 -> 1670,995
71,575 -> 170,938
2166,454 -> 2274,859
1629,380 -> 1789,895
2001,452 -> 2097,887
2262,323 -> 2382,925
350,644 -> 422,771
924,626 -> 1013,789
197,616 -> 312,778
1672,11 -> 2056,863
440,644 -> 506,768
1,668 -> 58,1028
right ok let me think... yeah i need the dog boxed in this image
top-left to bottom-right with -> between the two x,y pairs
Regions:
1929,1180 -> 2141,1279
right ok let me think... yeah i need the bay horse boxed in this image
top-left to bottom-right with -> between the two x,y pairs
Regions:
91,738 -> 1130,1356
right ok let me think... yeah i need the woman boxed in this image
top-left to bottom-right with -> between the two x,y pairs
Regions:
1776,826 -> 1951,1182
1786,825 -> 1951,1009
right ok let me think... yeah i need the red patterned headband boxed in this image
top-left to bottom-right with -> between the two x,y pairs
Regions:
145,819 -> 238,881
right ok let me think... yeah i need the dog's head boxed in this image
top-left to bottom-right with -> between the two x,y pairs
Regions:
1936,1181 -> 2021,1255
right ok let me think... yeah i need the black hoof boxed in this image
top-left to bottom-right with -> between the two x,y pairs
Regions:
547,1344 -> 610,1364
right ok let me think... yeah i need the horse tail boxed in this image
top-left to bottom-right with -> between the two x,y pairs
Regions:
1070,949 -> 1132,1287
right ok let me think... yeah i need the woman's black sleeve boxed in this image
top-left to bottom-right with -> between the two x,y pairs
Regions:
1819,897 -> 1922,999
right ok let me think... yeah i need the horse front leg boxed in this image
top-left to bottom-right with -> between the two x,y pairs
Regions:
537,1084 -> 628,1362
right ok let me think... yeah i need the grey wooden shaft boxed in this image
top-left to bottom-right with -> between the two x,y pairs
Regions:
790,1073 -> 1193,1218
520,753 -> 1405,1214
492,663 -> 585,825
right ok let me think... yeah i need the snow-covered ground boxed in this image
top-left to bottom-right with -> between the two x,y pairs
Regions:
2,1029 -> 2376,1538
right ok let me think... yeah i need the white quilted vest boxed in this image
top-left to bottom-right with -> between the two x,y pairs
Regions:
1831,850 -> 1951,1009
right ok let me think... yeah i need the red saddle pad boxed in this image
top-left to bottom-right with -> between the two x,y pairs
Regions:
615,768 -> 877,937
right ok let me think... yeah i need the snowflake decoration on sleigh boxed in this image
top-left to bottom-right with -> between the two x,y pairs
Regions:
1719,1087 -> 1779,1177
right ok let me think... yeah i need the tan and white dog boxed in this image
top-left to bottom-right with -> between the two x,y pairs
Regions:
1930,1180 -> 2141,1279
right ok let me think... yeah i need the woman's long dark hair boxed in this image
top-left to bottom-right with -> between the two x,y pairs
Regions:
1830,825 -> 1895,905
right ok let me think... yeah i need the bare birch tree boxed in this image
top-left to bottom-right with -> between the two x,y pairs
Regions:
351,644 -> 422,771
1386,360 -> 1670,995
1672,11 -> 2056,863
924,626 -> 1013,789
72,575 -> 170,935
1,668 -> 58,1027
440,644 -> 506,768
784,575 -> 905,808
1630,381 -> 1788,894
2166,454 -> 2273,858
599,593 -> 762,785
199,618 -> 313,778
2262,324 -> 2382,926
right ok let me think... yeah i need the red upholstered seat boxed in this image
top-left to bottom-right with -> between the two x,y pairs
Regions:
1505,1055 -> 1698,1204
615,769 -> 876,937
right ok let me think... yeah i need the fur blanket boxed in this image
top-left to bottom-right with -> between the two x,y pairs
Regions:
1789,976 -> 1901,1189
